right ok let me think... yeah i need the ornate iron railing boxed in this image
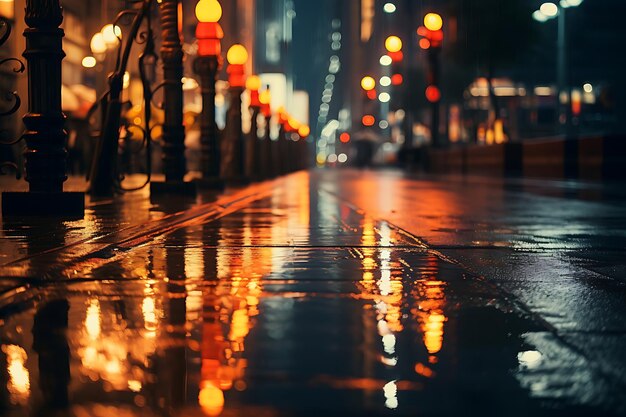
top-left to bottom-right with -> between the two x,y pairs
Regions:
88,0 -> 162,195
0,16 -> 26,178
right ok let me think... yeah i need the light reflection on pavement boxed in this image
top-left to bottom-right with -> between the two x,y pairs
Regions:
0,171 -> 624,416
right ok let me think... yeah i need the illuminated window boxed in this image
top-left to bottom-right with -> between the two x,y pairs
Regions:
361,0 -> 374,42
0,0 -> 14,19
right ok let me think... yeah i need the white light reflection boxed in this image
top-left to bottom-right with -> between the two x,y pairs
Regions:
518,350 -> 543,370
383,380 -> 398,409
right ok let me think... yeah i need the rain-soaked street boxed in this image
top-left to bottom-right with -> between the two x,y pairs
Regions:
1,170 -> 625,416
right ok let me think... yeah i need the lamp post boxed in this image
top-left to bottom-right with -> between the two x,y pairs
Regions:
246,75 -> 262,181
259,87 -> 272,179
2,0 -> 84,216
533,0 -> 582,137
224,44 -> 248,183
418,13 -> 444,147
152,0 -> 195,194
194,0 -> 224,189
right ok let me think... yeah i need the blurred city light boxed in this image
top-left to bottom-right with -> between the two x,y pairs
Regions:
82,56 -> 97,68
391,74 -> 403,85
532,10 -> 549,22
380,76 -> 391,87
246,75 -> 261,91
540,2 -> 559,18
361,76 -> 376,91
562,0 -> 583,7
362,115 -> 375,126
384,36 -> 403,53
101,24 -> 122,47
425,85 -> 441,103
379,92 -> 391,103
90,33 -> 107,55
424,13 -> 443,31
380,55 -> 392,66
195,0 -> 222,22
226,44 -> 248,65
383,3 -> 396,14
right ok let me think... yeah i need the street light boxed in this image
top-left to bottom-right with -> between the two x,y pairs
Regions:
194,0 -> 224,188
361,76 -> 376,92
424,13 -> 443,31
101,24 -> 122,48
418,13 -> 444,146
90,33 -> 107,56
225,44 -> 248,182
82,56 -> 97,68
384,35 -> 402,53
532,0 -> 583,136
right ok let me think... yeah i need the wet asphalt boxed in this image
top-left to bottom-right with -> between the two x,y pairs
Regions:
0,170 -> 624,416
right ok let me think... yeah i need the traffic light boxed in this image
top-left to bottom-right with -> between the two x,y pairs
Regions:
385,36 -> 404,86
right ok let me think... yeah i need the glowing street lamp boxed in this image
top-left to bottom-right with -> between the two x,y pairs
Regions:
532,0 -> 583,136
361,75 -> 377,100
90,32 -> 107,56
418,13 -> 444,146
194,0 -> 224,187
361,76 -> 376,91
424,13 -> 443,31
101,24 -> 122,48
385,35 -> 404,86
384,35 -> 402,53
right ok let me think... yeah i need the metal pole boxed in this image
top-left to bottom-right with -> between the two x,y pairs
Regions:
194,55 -> 223,189
2,0 -> 84,216
556,8 -> 571,137
248,106 -> 260,180
263,115 -> 272,178
152,0 -> 195,194
429,48 -> 441,147
224,86 -> 246,183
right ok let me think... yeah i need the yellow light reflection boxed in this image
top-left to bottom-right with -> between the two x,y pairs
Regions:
85,298 -> 101,340
199,381 -> 225,416
412,255 -> 447,357
5,344 -> 30,404
142,295 -> 159,334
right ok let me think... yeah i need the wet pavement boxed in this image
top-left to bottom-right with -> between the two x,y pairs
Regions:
1,170 -> 625,416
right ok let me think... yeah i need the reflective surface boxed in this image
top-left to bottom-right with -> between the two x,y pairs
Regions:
0,172 -> 624,416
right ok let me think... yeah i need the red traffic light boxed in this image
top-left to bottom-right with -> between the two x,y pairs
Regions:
417,26 -> 444,48
362,115 -> 375,126
425,85 -> 441,103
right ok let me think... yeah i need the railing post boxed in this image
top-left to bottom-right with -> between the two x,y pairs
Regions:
151,0 -> 195,195
2,0 -> 84,217
194,56 -> 223,189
